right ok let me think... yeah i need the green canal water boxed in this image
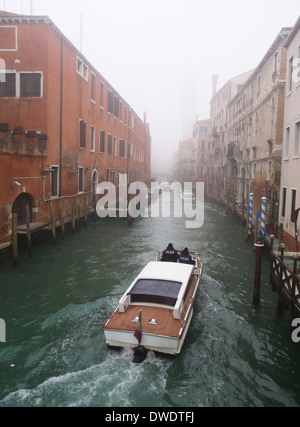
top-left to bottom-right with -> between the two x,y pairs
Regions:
0,199 -> 299,407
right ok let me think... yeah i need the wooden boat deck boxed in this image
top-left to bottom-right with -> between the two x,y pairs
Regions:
104,258 -> 203,340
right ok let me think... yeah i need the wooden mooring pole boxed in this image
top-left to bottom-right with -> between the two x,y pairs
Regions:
25,204 -> 32,258
49,201 -> 56,245
84,197 -> 88,227
12,213 -> 18,266
58,199 -> 65,239
253,239 -> 264,305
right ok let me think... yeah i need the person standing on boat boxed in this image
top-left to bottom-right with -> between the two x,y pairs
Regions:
161,243 -> 179,262
179,247 -> 194,265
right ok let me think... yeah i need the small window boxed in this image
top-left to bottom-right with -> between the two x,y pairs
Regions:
107,134 -> 112,155
79,119 -> 86,149
20,73 -> 42,97
91,73 -> 96,102
79,167 -> 84,193
90,126 -> 95,152
100,81 -> 104,108
77,57 -> 88,80
100,130 -> 105,153
119,139 -> 126,158
114,95 -> 119,118
107,89 -> 113,114
281,187 -> 287,218
113,136 -> 117,156
0,72 -> 16,97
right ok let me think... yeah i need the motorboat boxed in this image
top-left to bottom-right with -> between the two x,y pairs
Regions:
181,191 -> 196,201
103,250 -> 203,357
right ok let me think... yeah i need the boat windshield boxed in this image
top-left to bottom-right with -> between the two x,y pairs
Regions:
130,279 -> 182,306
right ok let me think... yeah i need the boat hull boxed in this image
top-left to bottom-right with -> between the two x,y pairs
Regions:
104,307 -> 194,355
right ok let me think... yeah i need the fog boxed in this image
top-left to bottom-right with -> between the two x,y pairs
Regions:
2,0 -> 300,175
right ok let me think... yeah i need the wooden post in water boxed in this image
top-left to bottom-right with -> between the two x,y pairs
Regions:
245,210 -> 249,239
25,204 -> 32,258
84,197 -> 88,227
76,200 -> 80,231
253,210 -> 259,249
49,201 -> 56,245
12,213 -> 18,266
277,243 -> 285,313
72,198 -> 76,233
58,199 -> 65,239
253,239 -> 264,305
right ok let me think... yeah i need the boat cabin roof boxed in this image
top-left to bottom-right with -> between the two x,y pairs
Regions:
127,261 -> 194,307
136,261 -> 193,284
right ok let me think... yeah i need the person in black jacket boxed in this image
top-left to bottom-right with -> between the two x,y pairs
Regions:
161,243 -> 179,262
179,247 -> 194,265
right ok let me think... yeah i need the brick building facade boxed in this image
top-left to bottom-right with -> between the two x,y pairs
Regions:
0,11 -> 151,250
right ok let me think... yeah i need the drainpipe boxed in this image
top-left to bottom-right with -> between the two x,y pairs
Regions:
59,37 -> 63,198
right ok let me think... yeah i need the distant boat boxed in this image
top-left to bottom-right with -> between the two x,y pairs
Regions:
181,191 -> 195,201
103,249 -> 203,357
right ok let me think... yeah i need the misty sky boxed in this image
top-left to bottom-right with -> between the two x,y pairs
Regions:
2,0 -> 300,175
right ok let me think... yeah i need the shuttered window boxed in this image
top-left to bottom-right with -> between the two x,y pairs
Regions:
20,73 -> 41,97
0,72 -> 16,97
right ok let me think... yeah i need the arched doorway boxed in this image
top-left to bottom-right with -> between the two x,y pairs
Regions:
12,193 -> 34,225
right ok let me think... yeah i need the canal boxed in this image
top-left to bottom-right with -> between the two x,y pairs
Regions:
0,198 -> 299,407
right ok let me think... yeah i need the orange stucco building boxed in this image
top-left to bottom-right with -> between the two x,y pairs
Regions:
0,11 -> 151,250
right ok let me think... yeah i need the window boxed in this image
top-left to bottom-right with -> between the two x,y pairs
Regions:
77,57 -> 88,80
90,126 -> 95,152
288,56 -> 293,93
51,166 -> 59,197
200,126 -> 207,134
113,136 -> 117,156
0,71 -> 42,97
119,139 -> 126,158
107,89 -> 113,114
106,168 -> 110,182
79,120 -> 86,149
107,134 -> 112,155
291,189 -> 297,222
91,73 -> 96,102
20,73 -> 42,97
0,72 -> 16,96
100,81 -> 104,108
100,130 -> 105,153
281,187 -> 287,217
79,167 -> 84,193
119,101 -> 123,122
114,95 -> 119,118
284,127 -> 290,159
294,122 -> 300,158
124,106 -> 128,125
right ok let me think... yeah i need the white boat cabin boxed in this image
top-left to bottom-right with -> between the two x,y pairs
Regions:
119,261 -> 194,319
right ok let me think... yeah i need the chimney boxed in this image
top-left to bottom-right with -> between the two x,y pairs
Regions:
212,75 -> 219,97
